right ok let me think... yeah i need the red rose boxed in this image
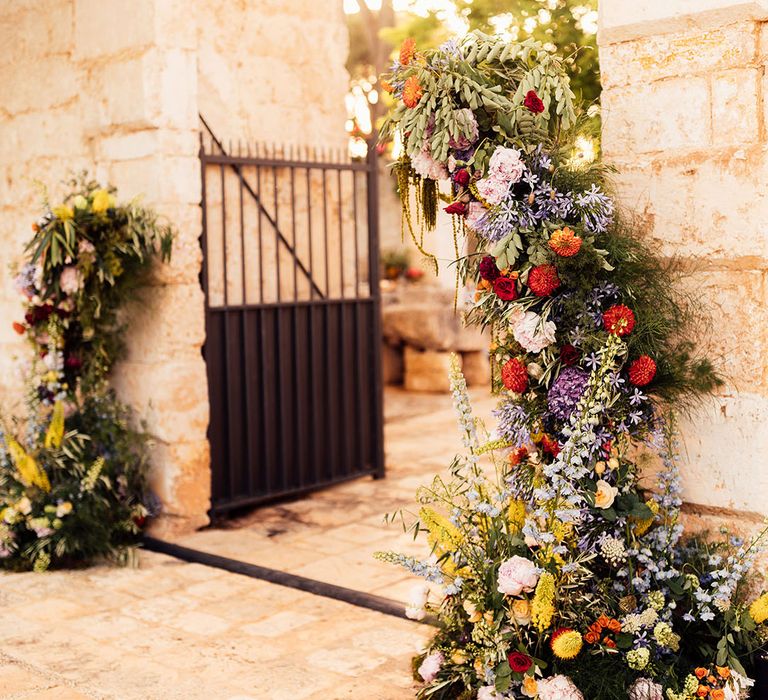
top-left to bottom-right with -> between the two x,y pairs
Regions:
528,264 -> 561,297
65,355 -> 82,370
628,355 -> 656,386
454,168 -> 470,187
12,321 -> 26,335
559,344 -> 579,366
493,276 -> 518,301
479,255 -> 500,282
603,304 -> 636,337
444,201 -> 467,215
501,358 -> 529,393
523,90 -> 545,114
507,651 -> 533,673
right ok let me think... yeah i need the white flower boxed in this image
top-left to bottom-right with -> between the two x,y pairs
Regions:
405,583 -> 430,620
537,674 -> 584,700
594,479 -> 619,509
527,362 -> 544,380
497,555 -> 539,596
417,651 -> 444,682
477,686 -> 500,700
488,147 -> 526,183
510,309 -> 557,354
59,266 -> 82,295
628,678 -> 663,700
411,147 -> 448,181
726,671 -> 754,700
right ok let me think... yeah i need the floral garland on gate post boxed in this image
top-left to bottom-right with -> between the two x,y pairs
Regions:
0,175 -> 172,571
376,34 -> 768,700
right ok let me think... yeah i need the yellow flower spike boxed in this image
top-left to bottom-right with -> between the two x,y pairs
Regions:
419,507 -> 463,552
6,438 -> 50,492
91,188 -> 115,214
44,401 -> 65,450
749,592 -> 768,624
531,571 -> 556,632
508,499 -> 526,533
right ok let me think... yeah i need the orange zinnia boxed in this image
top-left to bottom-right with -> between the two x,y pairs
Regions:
400,37 -> 416,65
380,80 -> 394,94
402,76 -> 423,108
548,226 -> 583,257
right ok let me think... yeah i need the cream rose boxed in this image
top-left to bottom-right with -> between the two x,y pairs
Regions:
511,598 -> 531,626
594,479 -> 619,509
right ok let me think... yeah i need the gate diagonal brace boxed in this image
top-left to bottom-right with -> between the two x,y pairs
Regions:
200,114 -> 325,299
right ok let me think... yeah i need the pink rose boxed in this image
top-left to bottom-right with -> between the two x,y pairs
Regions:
488,147 -> 526,183
417,651 -> 444,682
497,556 -> 539,596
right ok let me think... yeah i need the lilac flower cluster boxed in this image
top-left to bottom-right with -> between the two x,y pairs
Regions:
493,400 -> 531,447
547,367 -> 590,420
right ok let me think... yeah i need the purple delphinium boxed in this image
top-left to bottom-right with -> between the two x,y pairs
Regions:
547,367 -> 590,420
493,400 -> 531,447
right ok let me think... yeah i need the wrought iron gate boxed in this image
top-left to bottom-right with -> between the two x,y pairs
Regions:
199,117 -> 384,514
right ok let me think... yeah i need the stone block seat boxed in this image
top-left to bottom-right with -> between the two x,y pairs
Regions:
381,282 -> 489,392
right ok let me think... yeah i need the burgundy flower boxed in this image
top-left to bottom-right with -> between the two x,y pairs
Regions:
454,168 -> 470,187
444,201 -> 467,215
559,344 -> 579,366
479,255 -> 500,282
493,276 -> 518,301
65,355 -> 82,370
508,651 -> 533,673
523,90 -> 545,114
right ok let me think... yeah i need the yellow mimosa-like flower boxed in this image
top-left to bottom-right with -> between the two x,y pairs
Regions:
633,500 -> 660,537
749,592 -> 768,624
531,571 -> 556,631
6,438 -> 50,492
91,188 -> 115,214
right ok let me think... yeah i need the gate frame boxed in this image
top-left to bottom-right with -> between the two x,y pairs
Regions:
199,116 -> 385,515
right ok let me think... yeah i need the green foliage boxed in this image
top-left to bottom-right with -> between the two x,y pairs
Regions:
1,175 -> 171,571
382,0 -> 600,104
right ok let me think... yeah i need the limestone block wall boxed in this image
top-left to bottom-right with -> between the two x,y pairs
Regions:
599,0 -> 768,526
0,0 -> 351,534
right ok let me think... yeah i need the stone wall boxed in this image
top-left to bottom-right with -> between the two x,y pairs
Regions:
599,0 -> 768,526
0,0 -> 351,534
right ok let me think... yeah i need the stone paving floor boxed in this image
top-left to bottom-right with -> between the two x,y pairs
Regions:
0,388 -> 495,699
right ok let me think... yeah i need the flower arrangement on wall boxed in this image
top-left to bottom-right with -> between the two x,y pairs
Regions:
1,176 -> 172,571
376,33 -> 768,699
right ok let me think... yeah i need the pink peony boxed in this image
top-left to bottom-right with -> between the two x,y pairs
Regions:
628,678 -> 663,700
59,266 -> 82,295
488,146 -> 526,183
474,175 -> 510,205
510,309 -> 557,354
417,651 -> 444,682
411,147 -> 448,181
465,201 -> 487,230
497,555 -> 539,596
537,675 -> 584,700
